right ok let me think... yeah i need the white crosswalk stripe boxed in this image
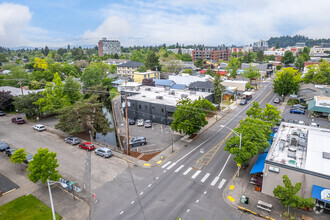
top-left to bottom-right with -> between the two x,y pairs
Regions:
200,173 -> 210,183
218,179 -> 226,189
210,177 -> 220,186
183,167 -> 192,175
167,162 -> 177,170
174,165 -> 184,173
191,170 -> 201,179
161,161 -> 171,168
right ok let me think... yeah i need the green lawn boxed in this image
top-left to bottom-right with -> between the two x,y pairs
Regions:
0,194 -> 62,220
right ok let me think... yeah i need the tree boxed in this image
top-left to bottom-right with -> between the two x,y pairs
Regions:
130,50 -> 146,63
161,55 -> 184,73
246,101 -> 262,119
34,72 -> 71,114
205,67 -> 214,76
171,98 -> 210,136
262,103 -> 281,126
137,65 -> 147,72
224,117 -> 271,166
242,52 -> 254,63
0,90 -> 14,111
43,46 -> 50,56
192,97 -> 216,116
242,64 -> 261,84
294,55 -> 305,71
145,51 -> 161,71
226,56 -> 240,78
10,148 -> 28,170
109,64 -> 117,74
273,68 -> 301,96
33,58 -> 48,70
273,175 -> 314,216
213,74 -> 225,105
276,42 -> 280,49
63,76 -> 82,104
2,65 -> 29,87
256,50 -> 264,63
27,148 -> 61,184
194,58 -> 204,69
81,65 -> 102,88
13,93 -> 42,119
302,47 -> 310,61
182,69 -> 193,74
55,95 -> 111,135
281,51 -> 295,65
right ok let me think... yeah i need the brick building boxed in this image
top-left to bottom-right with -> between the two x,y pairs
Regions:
192,47 -> 231,62
98,37 -> 121,57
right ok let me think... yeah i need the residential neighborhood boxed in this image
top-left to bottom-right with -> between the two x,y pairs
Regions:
0,1 -> 330,220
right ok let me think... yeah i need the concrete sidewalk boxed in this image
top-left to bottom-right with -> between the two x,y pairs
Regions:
222,157 -> 329,220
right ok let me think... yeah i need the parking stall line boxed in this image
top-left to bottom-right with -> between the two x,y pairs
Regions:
161,161 -> 171,168
166,162 -> 177,170
210,177 -> 219,186
183,167 -> 192,175
174,165 -> 184,173
200,173 -> 210,183
218,179 -> 226,189
191,170 -> 201,179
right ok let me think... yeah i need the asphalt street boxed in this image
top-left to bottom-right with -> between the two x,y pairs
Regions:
91,80 -> 277,220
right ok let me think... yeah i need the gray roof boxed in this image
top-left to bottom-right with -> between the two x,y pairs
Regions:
117,61 -> 144,68
188,81 -> 214,89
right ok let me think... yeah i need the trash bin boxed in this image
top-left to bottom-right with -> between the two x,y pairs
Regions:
245,197 -> 249,204
241,195 -> 246,204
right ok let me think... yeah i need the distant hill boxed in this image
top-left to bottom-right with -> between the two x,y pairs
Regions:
267,35 -> 330,48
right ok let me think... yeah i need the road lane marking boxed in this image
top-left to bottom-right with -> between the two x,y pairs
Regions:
174,165 -> 184,172
196,200 -> 199,203
210,177 -> 220,186
183,167 -> 192,175
163,170 -> 167,173
140,192 -> 143,195
167,162 -> 177,170
156,176 -> 159,180
162,161 -> 171,168
173,82 -> 273,165
120,211 -> 124,215
217,155 -> 231,177
186,209 -> 190,213
131,201 -> 134,204
218,179 -> 226,189
148,184 -> 152,187
229,185 -> 235,190
191,170 -> 201,179
227,196 -> 235,202
200,173 -> 210,183
204,191 -> 207,194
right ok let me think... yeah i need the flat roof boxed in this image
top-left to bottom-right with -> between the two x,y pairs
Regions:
266,122 -> 330,177
125,86 -> 212,106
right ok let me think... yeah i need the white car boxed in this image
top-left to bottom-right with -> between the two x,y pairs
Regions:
33,124 -> 46,131
298,121 -> 305,125
137,119 -> 144,126
310,122 -> 319,127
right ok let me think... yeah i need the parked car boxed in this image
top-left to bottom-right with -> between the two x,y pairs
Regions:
292,104 -> 307,109
11,117 -> 25,124
240,99 -> 247,105
144,120 -> 152,128
0,142 -> 10,152
78,142 -> 95,151
128,118 -> 136,125
33,124 -> 46,131
298,121 -> 305,125
5,148 -> 16,157
24,153 -> 34,164
64,137 -> 80,145
137,119 -> 144,126
290,108 -> 305,114
129,136 -> 147,147
288,119 -> 295,124
273,98 -> 280,104
0,111 -> 5,116
310,122 -> 320,127
95,148 -> 112,158
276,118 -> 285,126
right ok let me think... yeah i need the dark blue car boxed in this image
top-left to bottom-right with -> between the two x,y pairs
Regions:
290,108 -> 305,114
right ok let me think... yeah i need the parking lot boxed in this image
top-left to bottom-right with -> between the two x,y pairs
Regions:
0,114 -> 128,192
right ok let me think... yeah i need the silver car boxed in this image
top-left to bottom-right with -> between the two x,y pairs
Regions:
95,148 -> 112,158
64,137 -> 81,145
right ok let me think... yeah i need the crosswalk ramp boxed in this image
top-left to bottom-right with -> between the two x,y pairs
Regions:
160,161 -> 226,189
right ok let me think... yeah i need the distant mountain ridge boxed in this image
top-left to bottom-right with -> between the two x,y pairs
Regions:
267,35 -> 330,48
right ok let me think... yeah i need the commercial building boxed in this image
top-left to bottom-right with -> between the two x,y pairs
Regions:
221,80 -> 248,91
167,48 -> 194,56
98,38 -> 121,57
192,46 -> 230,62
241,63 -> 273,77
117,61 -> 144,78
260,123 -> 330,213
169,73 -> 214,86
308,96 -> 330,119
253,40 -> 268,52
134,71 -> 160,83
121,86 -> 213,125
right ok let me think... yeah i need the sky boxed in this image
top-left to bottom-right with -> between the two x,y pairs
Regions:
0,0 -> 330,48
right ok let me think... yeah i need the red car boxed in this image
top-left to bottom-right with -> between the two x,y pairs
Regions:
78,142 -> 95,151
11,117 -> 26,124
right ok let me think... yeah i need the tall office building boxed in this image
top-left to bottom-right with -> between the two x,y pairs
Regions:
98,37 -> 121,57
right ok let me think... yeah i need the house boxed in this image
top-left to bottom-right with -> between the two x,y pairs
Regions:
188,81 -> 214,93
259,122 -> 330,211
153,79 -> 175,88
241,63 -> 273,77
134,71 -> 160,83
107,59 -> 129,66
221,80 -> 248,92
117,61 -> 144,78
169,74 -> 214,86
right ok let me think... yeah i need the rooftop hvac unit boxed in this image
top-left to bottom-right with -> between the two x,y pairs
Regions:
168,90 -> 175,95
290,137 -> 298,146
181,94 -> 188,98
291,130 -> 299,136
145,88 -> 151,91
156,96 -> 163,99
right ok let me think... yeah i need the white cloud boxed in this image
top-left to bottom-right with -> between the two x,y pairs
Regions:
82,0 -> 330,46
0,3 -> 32,47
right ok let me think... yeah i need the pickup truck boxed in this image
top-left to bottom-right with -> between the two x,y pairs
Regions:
11,117 -> 26,124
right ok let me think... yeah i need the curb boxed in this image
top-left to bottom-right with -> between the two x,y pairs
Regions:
2,188 -> 17,196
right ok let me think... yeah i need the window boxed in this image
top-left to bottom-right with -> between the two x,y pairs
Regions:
145,106 -> 148,110
202,88 -> 205,92
161,108 -> 164,113
152,107 -> 155,111
139,104 -> 141,109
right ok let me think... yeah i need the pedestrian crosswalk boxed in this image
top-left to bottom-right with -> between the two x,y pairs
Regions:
160,161 -> 227,189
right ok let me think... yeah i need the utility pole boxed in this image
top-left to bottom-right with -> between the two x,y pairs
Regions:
19,80 -> 23,95
125,72 -> 130,155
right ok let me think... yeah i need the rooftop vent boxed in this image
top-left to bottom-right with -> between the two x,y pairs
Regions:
145,88 -> 151,91
156,96 -> 163,99
168,90 -> 175,95
290,137 -> 298,146
323,152 -> 330,160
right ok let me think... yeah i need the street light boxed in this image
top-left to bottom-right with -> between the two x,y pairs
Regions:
220,125 -> 242,177
47,179 -> 67,220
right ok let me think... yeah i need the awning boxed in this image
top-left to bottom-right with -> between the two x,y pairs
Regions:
312,185 -> 330,203
250,153 -> 267,174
